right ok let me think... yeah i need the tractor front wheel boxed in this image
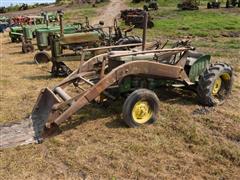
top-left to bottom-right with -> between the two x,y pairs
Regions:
197,63 -> 233,106
22,42 -> 34,53
122,89 -> 160,128
34,51 -> 51,64
51,62 -> 73,77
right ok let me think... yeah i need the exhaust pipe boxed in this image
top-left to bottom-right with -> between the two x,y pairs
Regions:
142,11 -> 148,51
57,10 -> 64,37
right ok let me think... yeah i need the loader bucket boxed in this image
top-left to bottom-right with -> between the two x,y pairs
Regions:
31,88 -> 60,141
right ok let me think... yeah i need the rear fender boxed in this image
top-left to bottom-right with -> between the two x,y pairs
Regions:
188,55 -> 211,82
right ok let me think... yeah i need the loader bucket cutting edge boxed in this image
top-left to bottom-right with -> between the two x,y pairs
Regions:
31,88 -> 60,141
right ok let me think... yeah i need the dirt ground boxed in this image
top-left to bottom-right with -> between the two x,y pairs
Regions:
0,1 -> 240,179
91,0 -> 127,25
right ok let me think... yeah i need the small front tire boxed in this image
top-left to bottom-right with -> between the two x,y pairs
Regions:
34,51 -> 51,64
122,89 -> 160,128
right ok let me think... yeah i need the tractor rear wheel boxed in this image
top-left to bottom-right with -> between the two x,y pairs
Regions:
114,36 -> 142,50
115,36 -> 142,45
197,63 -> 233,106
122,89 -> 159,128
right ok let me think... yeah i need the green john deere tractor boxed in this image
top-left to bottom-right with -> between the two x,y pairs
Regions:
34,11 -> 142,77
9,15 -> 45,43
21,12 -> 61,53
34,15 -> 92,52
9,26 -> 24,43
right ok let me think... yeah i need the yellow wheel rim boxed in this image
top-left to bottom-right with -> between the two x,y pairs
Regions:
132,100 -> 153,124
212,77 -> 222,95
221,73 -> 230,81
212,73 -> 231,96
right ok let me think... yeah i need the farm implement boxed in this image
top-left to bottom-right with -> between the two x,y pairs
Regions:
121,9 -> 154,28
207,0 -> 240,8
9,12 -> 58,45
207,0 -> 221,9
9,15 -> 46,43
226,0 -> 240,8
177,0 -> 199,10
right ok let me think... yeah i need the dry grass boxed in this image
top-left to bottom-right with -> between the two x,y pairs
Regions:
0,3 -> 240,180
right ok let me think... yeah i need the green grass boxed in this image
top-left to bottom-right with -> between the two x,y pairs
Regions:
128,0 -> 211,7
152,10 -> 240,37
64,5 -> 96,20
63,1 -> 109,23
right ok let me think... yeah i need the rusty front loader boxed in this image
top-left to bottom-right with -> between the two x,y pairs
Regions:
27,37 -> 233,143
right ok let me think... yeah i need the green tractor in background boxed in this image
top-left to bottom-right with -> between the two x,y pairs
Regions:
34,11 -> 142,77
21,23 -> 51,53
35,23 -> 83,51
9,26 -> 24,43
21,12 -> 79,53
9,12 -> 58,46
9,15 -> 46,43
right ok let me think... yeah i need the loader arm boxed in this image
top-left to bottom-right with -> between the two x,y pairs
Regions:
52,60 -> 190,125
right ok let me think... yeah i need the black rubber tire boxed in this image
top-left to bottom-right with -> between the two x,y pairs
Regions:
11,38 -> 17,43
114,36 -> 142,50
123,89 -> 160,128
148,21 -> 154,28
22,43 -> 34,53
197,63 -> 233,106
34,51 -> 51,64
51,62 -> 73,77
115,36 -> 142,45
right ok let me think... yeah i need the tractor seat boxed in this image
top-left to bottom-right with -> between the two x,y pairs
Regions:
187,50 -> 204,59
